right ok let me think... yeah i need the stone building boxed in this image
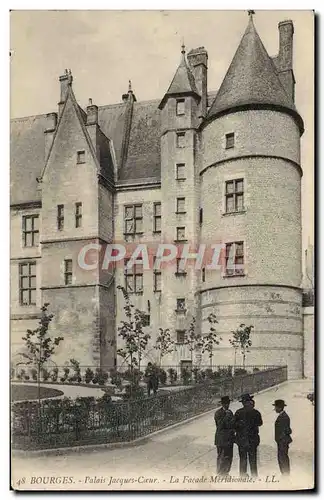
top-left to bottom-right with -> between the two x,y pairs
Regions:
10,15 -> 313,378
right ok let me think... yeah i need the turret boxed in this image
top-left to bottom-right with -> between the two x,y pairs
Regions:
158,45 -> 201,366
199,12 -> 304,378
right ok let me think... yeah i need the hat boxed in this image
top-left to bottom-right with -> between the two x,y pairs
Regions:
272,399 -> 287,407
239,393 -> 254,403
219,396 -> 231,405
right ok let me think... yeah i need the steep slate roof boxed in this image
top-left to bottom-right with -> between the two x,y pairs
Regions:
10,88 -> 219,204
10,114 -> 48,205
158,49 -> 199,109
207,17 -> 300,124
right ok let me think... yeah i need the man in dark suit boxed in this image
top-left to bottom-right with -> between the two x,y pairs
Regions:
234,393 -> 263,477
273,399 -> 292,475
214,396 -> 235,475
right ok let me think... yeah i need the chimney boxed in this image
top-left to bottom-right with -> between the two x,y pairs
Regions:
187,47 -> 208,119
44,112 -> 57,160
58,69 -> 73,115
277,20 -> 295,101
86,98 -> 98,125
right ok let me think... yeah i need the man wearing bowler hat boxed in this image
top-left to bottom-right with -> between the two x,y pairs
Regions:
234,393 -> 263,477
273,399 -> 292,475
214,396 -> 235,475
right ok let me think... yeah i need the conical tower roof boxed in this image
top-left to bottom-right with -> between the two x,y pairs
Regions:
159,45 -> 200,109
207,16 -> 303,133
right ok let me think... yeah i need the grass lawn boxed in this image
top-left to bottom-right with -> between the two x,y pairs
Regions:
11,384 -> 64,402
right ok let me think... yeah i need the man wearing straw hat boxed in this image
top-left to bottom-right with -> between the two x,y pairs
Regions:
273,399 -> 292,475
234,393 -> 263,477
214,396 -> 235,475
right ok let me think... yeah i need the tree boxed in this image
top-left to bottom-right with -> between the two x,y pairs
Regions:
154,328 -> 175,367
18,303 -> 64,404
184,317 -> 204,366
116,285 -> 151,377
201,312 -> 222,368
229,324 -> 253,369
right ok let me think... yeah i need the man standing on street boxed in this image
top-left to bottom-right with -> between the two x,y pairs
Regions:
273,399 -> 292,475
234,393 -> 263,477
214,396 -> 235,476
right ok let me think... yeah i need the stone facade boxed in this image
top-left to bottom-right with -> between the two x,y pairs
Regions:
10,16 -> 313,378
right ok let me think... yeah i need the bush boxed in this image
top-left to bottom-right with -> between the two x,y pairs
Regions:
60,367 -> 70,383
168,368 -> 177,385
204,368 -> 214,381
92,368 -> 109,385
17,369 -> 25,381
192,367 -> 203,384
41,368 -> 50,382
84,368 -> 94,384
234,368 -> 247,376
123,368 -> 142,386
181,367 -> 192,385
110,368 -> 123,389
50,367 -> 59,383
69,359 -> 82,383
218,367 -> 232,378
122,383 -> 145,400
158,368 -> 167,385
30,368 -> 38,381
253,367 -> 260,373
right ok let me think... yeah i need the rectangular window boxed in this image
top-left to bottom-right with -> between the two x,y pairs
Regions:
225,132 -> 235,149
176,298 -> 186,313
77,150 -> 85,164
124,259 -> 143,294
75,202 -> 82,228
176,99 -> 185,116
202,267 -> 206,282
176,197 -> 186,214
176,227 -> 186,242
176,163 -> 186,180
225,241 -> 245,276
64,259 -> 73,285
124,204 -> 143,235
143,314 -> 150,327
199,208 -> 203,225
176,258 -> 186,275
57,204 -> 64,231
225,179 -> 244,213
153,256 -> 162,292
153,202 -> 161,233
19,262 -> 36,306
176,131 -> 185,148
22,215 -> 39,247
176,330 -> 186,344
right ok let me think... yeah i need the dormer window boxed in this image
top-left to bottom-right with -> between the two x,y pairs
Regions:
225,132 -> 235,149
176,132 -> 185,148
176,99 -> 185,116
77,150 -> 85,164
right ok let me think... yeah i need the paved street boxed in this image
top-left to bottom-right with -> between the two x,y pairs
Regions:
12,379 -> 314,492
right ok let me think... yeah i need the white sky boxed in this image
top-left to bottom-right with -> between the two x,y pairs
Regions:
10,10 -> 314,253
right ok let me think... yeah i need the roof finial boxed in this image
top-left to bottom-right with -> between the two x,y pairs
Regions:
248,9 -> 255,17
88,98 -> 93,106
181,37 -> 185,55
128,79 -> 132,92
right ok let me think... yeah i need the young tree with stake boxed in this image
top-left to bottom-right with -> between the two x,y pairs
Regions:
229,324 -> 253,369
201,312 -> 222,368
18,303 -> 64,404
154,328 -> 175,367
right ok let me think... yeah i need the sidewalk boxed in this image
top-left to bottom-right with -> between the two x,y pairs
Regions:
11,379 -> 314,491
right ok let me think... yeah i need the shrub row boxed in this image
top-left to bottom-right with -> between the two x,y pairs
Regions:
13,364 -> 259,387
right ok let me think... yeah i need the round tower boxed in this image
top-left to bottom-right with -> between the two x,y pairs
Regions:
199,15 -> 304,378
